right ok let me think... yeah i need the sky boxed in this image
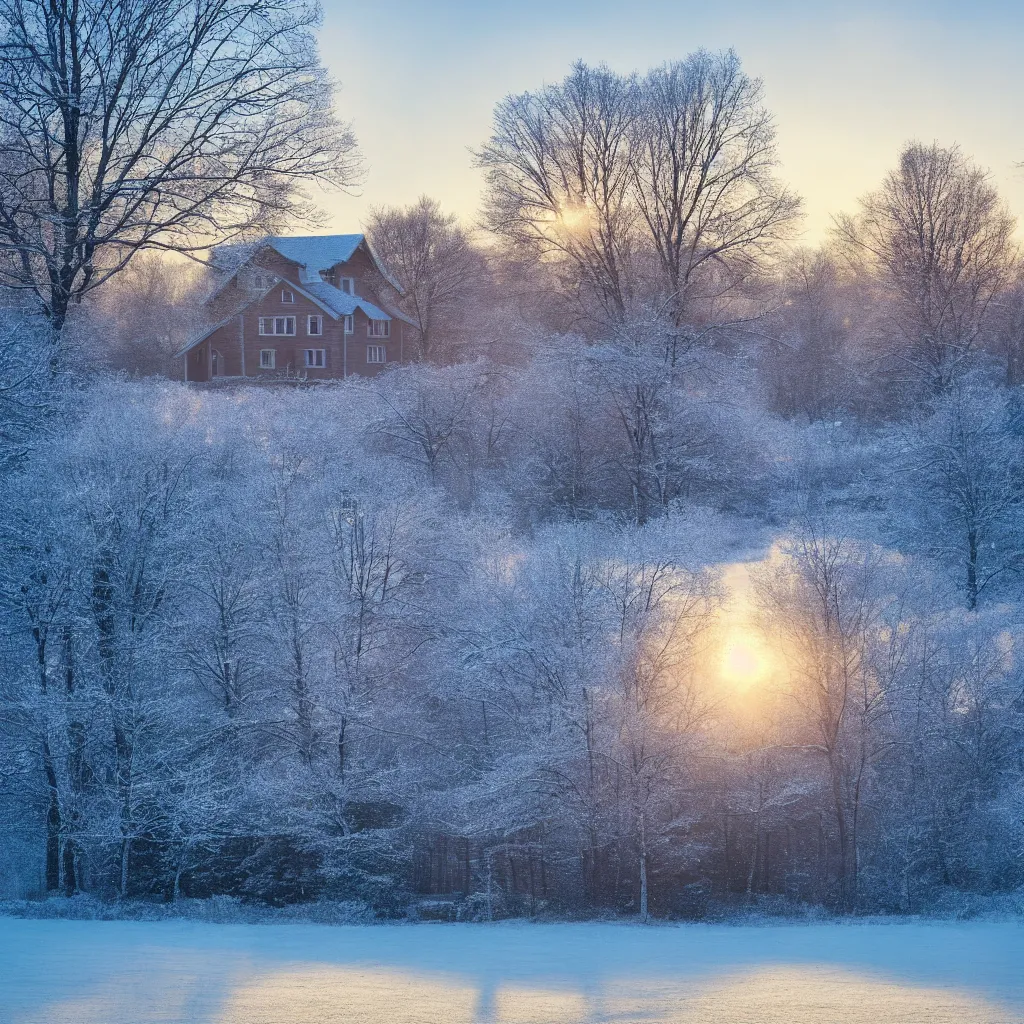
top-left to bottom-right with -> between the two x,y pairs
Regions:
316,0 -> 1024,244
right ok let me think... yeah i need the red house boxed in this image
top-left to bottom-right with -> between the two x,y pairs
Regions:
179,234 -> 417,382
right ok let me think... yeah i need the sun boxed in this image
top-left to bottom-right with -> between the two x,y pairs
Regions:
554,203 -> 592,233
719,632 -> 771,691
708,561 -> 780,694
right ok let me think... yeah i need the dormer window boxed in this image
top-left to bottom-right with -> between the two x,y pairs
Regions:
340,277 -> 354,295
281,288 -> 295,303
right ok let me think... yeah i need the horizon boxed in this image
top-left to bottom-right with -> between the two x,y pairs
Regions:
318,0 -> 1024,242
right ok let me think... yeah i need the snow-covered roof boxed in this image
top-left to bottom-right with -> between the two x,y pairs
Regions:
302,281 -> 392,321
209,233 -> 406,297
301,281 -> 417,326
265,234 -> 365,273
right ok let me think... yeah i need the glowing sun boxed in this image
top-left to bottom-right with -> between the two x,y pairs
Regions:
709,560 -> 781,693
720,633 -> 771,690
554,203 -> 592,233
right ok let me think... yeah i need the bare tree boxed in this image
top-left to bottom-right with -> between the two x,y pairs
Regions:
477,61 -> 639,325
597,542 -> 714,919
755,528 -> 908,907
87,254 -> 210,376
372,365 -> 489,485
0,0 -> 361,332
834,143 -> 1017,393
986,275 -> 1024,387
629,51 -> 800,329
477,52 -> 798,330
367,197 -> 490,363
896,382 -> 1024,609
760,250 -> 869,422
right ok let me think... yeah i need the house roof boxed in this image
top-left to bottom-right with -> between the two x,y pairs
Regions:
208,233 -> 406,298
302,280 -> 391,320
303,281 -> 418,327
264,234 -> 366,272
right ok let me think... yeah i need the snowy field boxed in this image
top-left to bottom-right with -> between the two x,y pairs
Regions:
1,918 -> 1022,1023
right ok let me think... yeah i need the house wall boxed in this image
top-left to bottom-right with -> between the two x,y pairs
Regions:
189,280 -> 406,383
324,248 -> 421,355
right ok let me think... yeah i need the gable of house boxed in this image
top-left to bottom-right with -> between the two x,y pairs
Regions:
204,234 -> 407,320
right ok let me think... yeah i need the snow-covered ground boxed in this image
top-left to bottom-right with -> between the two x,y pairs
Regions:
0,918 -> 1022,1023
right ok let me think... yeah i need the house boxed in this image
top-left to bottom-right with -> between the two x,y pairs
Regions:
178,234 -> 417,382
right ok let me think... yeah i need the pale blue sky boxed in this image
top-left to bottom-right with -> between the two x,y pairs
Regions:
317,0 -> 1024,242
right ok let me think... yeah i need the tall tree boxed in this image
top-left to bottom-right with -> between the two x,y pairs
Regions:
478,62 -> 638,325
986,276 -> 1024,387
477,51 -> 798,330
835,143 -> 1017,394
755,528 -> 908,907
760,250 -> 869,422
367,197 -> 490,363
0,0 -> 361,332
895,382 -> 1024,609
629,51 -> 799,329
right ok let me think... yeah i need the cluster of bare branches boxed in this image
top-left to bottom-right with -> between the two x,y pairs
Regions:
367,198 -> 493,363
834,143 -> 1018,394
477,51 -> 800,331
0,0 -> 361,331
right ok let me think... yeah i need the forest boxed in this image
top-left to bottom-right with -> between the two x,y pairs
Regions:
0,1 -> 1022,921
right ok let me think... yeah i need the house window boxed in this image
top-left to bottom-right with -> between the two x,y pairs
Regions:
343,315 -> 354,334
304,348 -> 326,368
281,288 -> 295,303
366,345 -> 387,364
259,349 -> 276,369
367,319 -> 390,338
252,272 -> 268,291
340,277 -> 354,295
307,315 -> 322,336
258,316 -> 295,336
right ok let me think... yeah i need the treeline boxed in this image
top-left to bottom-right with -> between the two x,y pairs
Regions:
0,33 -> 1023,919
0,356 -> 1021,917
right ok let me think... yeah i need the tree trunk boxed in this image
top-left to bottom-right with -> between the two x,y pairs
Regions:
746,821 -> 759,899
62,838 -> 77,896
966,528 -> 978,610
120,838 -> 131,898
485,851 -> 494,921
830,761 -> 849,908
638,813 -> 649,921
42,740 -> 61,892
